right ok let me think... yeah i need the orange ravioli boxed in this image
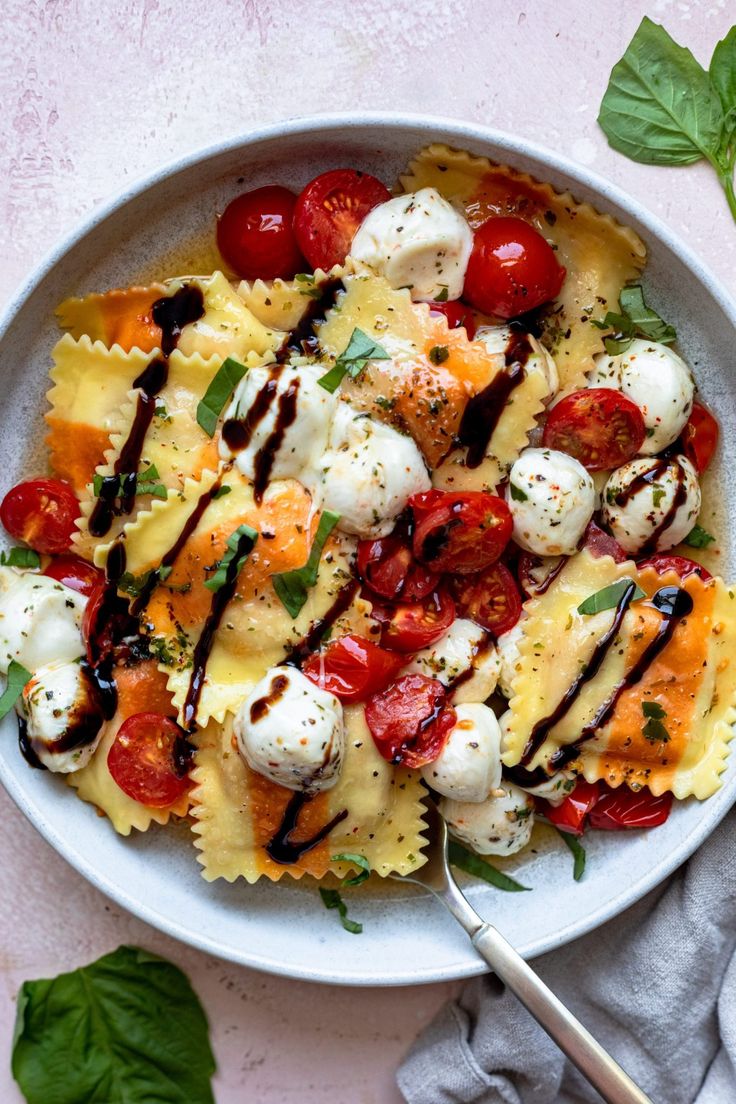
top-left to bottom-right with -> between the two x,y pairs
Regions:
57,285 -> 166,352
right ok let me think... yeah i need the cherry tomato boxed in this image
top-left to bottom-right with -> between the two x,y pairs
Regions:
582,521 -> 628,563
216,185 -> 304,280
356,534 -> 439,601
0,478 -> 79,555
428,300 -> 477,339
681,402 -> 719,474
463,217 -> 566,319
542,779 -> 600,836
365,674 -> 456,768
302,634 -> 405,703
43,554 -> 103,596
542,389 -> 646,471
588,784 -> 673,831
411,490 -> 512,575
517,552 -> 565,598
82,580 -> 137,667
293,169 -> 391,270
450,563 -> 522,637
107,712 -> 192,808
637,554 -> 712,581
370,588 -> 455,654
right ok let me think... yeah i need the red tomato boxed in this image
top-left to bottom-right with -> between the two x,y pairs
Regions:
370,588 -> 455,654
637,554 -> 712,581
107,712 -> 192,808
463,217 -> 566,318
302,634 -> 405,703
293,169 -> 390,270
542,389 -> 646,471
82,580 -> 137,666
450,563 -> 522,637
428,300 -> 477,339
410,490 -> 513,574
216,185 -> 304,280
681,402 -> 719,474
588,784 -> 673,831
43,554 -> 103,596
582,521 -> 628,563
356,534 -> 439,601
365,674 -> 456,768
543,779 -> 600,836
0,478 -> 79,555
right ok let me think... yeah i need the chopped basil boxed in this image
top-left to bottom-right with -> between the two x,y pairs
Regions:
211,485 -> 231,500
317,328 -> 390,393
577,578 -> 645,615
429,345 -> 449,366
509,482 -> 528,502
93,463 -> 167,501
448,841 -> 530,892
319,887 -> 363,934
203,524 -> 258,593
642,700 -> 670,742
196,356 -> 249,437
332,852 -> 371,887
591,284 -> 676,355
652,486 -> 666,508
556,829 -> 586,882
0,659 -> 32,721
272,510 -> 340,618
118,565 -> 172,598
434,286 -> 449,302
684,524 -> 715,548
0,547 -> 40,569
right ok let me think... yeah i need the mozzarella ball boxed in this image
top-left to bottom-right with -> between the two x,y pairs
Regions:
475,325 -> 559,395
496,619 -> 525,698
401,618 -> 500,704
20,660 -> 106,773
421,703 -> 502,802
590,339 -> 694,454
601,454 -> 701,554
349,188 -> 473,302
440,783 -> 535,856
506,448 -> 595,556
319,402 -> 430,538
0,569 -> 86,675
234,666 -> 344,793
219,363 -> 337,487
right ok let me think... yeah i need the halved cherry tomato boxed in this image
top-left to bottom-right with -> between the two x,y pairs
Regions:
82,580 -> 137,667
428,300 -> 477,339
216,185 -> 304,280
370,588 -> 455,654
542,389 -> 646,471
637,554 -> 712,581
356,534 -> 439,601
0,478 -> 79,555
450,563 -> 522,637
582,521 -> 627,563
588,784 -> 673,830
365,673 -> 456,768
681,401 -> 719,475
293,169 -> 391,270
107,712 -> 192,808
463,217 -> 566,318
43,554 -> 103,596
542,779 -> 600,837
410,490 -> 513,575
303,634 -> 405,703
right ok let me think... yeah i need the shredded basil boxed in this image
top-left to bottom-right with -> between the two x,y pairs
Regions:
684,524 -> 715,548
0,547 -> 40,569
591,284 -> 676,355
0,659 -> 32,721
332,852 -> 371,887
319,887 -> 363,934
93,463 -> 167,501
203,524 -> 258,593
434,286 -> 449,302
196,356 -> 249,437
317,328 -> 390,393
272,510 -> 340,618
211,485 -> 231,500
577,578 -> 645,615
509,482 -> 528,502
642,700 -> 670,743
448,841 -> 530,892
556,829 -> 586,882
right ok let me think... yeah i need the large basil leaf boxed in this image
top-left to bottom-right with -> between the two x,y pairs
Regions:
710,27 -> 736,147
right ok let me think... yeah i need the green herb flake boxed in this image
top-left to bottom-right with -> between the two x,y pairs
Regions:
93,464 -> 167,501
448,841 -> 530,892
317,328 -> 390,394
204,524 -> 258,593
684,524 -> 716,548
211,485 -> 232,500
273,510 -> 340,617
319,887 -> 363,934
652,486 -> 666,508
577,577 -> 645,615
0,659 -> 31,721
0,547 -> 41,569
434,287 -> 449,302
556,829 -> 586,881
509,482 -> 528,502
429,345 -> 450,366
642,699 -> 670,743
332,852 -> 371,887
196,356 -> 249,437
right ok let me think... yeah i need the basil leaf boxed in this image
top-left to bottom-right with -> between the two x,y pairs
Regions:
556,829 -> 586,882
196,356 -> 248,437
710,27 -> 736,143
684,523 -> 715,548
619,286 -> 677,345
642,700 -> 670,743
212,485 -> 231,499
319,887 -> 363,934
272,510 -> 340,618
12,945 -> 215,1104
509,482 -> 528,502
0,547 -> 41,569
598,17 -> 724,166
317,328 -> 390,393
0,659 -> 31,721
332,852 -> 371,887
93,465 -> 167,501
204,524 -> 258,593
577,578 -> 645,615
448,841 -> 530,892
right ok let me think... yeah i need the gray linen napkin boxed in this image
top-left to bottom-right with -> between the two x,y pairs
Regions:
397,809 -> 736,1104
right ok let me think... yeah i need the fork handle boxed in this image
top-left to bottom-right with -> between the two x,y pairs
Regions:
471,923 -> 652,1104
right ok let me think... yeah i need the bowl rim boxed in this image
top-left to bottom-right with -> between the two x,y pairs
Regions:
1,110 -> 736,986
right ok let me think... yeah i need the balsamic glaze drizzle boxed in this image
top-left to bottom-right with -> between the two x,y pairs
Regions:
266,791 -> 349,865
252,376 -> 301,504
283,579 -> 360,669
18,716 -> 46,770
458,330 -> 531,469
613,457 -> 689,556
274,277 -> 344,363
445,632 -> 496,695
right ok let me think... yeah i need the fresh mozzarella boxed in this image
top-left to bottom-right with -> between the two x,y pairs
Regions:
496,619 -> 525,698
506,448 -> 595,556
401,618 -> 500,704
440,783 -> 535,855
348,188 -> 473,302
234,665 -> 344,793
219,362 -> 337,486
20,660 -> 106,773
590,339 -> 694,454
475,325 -> 559,395
0,569 -> 86,675
421,703 -> 502,802
319,402 -> 430,538
601,454 -> 701,554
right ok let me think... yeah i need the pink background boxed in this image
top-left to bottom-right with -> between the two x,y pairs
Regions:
1,1 -> 735,1100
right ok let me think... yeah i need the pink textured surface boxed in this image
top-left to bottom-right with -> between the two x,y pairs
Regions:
1,1 -> 734,1100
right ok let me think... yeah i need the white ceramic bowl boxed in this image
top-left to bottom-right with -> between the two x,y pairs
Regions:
1,113 -> 734,986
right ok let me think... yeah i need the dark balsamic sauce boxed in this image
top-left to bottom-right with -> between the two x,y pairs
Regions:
252,376 -> 301,504
458,330 -> 531,468
249,673 -> 290,724
274,277 -> 344,363
221,366 -> 283,454
504,763 -> 552,788
18,716 -> 46,770
283,579 -> 360,669
445,632 -> 496,695
265,791 -> 349,864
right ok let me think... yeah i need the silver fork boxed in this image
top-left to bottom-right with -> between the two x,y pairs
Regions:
390,801 -> 652,1104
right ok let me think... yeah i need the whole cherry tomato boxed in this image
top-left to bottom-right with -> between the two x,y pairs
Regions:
293,169 -> 391,270
107,712 -> 192,808
428,300 -> 477,339
356,534 -> 439,601
681,401 -> 718,474
450,563 -> 522,637
588,784 -> 673,830
637,554 -> 712,581
302,634 -> 405,703
411,490 -> 512,575
365,673 -> 456,768
542,389 -> 646,471
0,478 -> 79,555
216,185 -> 304,280
542,779 -> 600,836
370,588 -> 455,654
43,554 -> 103,596
463,217 -> 566,318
